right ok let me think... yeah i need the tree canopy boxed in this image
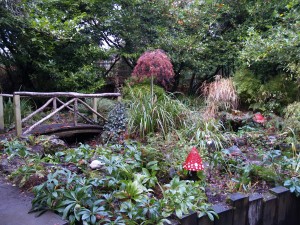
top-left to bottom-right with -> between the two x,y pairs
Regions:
0,0 -> 299,97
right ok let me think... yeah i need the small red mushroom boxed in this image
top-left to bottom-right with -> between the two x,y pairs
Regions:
253,113 -> 265,124
183,147 -> 204,171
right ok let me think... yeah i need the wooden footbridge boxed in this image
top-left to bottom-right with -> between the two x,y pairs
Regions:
0,92 -> 121,137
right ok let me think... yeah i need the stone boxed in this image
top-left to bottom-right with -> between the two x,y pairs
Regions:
0,176 -> 68,225
89,160 -> 105,169
0,158 -> 12,173
40,135 -> 67,154
224,145 -> 242,156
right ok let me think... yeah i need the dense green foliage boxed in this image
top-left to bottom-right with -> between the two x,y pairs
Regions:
1,0 -> 298,104
3,98 -> 33,127
233,68 -> 298,112
283,102 -> 300,135
1,2 -> 300,224
1,139 -> 214,225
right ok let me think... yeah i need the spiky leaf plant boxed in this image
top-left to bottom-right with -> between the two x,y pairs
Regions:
125,85 -> 187,139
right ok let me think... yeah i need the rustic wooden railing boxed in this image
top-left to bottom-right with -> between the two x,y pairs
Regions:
0,92 -> 121,136
0,94 -> 13,131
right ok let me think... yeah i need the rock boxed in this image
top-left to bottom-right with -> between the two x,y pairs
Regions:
224,145 -> 242,156
250,160 -> 263,166
206,140 -> 217,152
40,135 -> 67,154
233,137 -> 247,147
169,168 -> 177,178
89,160 -> 105,169
0,158 -> 13,173
29,144 -> 44,155
267,136 -> 277,144
219,111 -> 253,132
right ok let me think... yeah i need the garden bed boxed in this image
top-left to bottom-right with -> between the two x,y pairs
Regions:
0,108 -> 300,225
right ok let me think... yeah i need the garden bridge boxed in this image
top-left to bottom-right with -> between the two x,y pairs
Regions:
0,92 -> 121,137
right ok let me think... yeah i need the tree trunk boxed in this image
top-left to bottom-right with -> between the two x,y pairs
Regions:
171,63 -> 184,92
188,73 -> 196,95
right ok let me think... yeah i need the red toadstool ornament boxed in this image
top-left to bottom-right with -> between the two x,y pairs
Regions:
183,147 -> 204,171
253,113 -> 265,124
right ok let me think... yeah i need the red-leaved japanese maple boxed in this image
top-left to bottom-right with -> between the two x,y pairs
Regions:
131,49 -> 174,88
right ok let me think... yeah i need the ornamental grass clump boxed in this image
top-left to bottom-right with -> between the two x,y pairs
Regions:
125,85 -> 187,139
202,75 -> 238,118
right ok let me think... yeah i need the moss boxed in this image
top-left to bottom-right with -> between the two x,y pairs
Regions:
250,165 -> 279,184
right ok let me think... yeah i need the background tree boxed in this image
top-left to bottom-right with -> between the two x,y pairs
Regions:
1,0 -> 299,105
0,0 -> 111,92
131,49 -> 174,88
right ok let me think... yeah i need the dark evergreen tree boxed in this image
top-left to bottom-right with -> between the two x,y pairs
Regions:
101,103 -> 127,144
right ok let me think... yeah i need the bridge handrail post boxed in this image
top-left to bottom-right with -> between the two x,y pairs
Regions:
74,98 -> 78,126
53,97 -> 57,110
0,96 -> 4,131
93,98 -> 98,122
13,94 -> 22,137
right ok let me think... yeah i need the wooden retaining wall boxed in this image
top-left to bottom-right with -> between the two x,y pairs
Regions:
178,186 -> 300,225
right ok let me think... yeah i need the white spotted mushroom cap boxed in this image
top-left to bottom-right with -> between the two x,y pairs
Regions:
183,147 -> 204,171
253,113 -> 265,123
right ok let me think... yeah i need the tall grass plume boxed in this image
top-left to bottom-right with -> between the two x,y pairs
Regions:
201,75 -> 238,118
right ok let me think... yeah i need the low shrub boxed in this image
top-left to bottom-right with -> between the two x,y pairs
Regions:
283,102 -> 300,136
101,103 -> 127,144
233,68 -> 298,113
